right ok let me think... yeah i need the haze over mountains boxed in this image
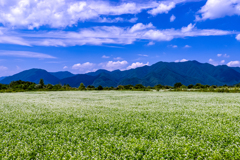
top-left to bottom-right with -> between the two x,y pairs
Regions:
1,61 -> 240,87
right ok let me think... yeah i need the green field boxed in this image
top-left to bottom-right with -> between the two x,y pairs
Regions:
1,91 -> 240,159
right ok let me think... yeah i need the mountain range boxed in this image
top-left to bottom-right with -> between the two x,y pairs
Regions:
1,61 -> 240,87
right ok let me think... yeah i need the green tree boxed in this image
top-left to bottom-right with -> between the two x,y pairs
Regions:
46,84 -> 53,89
87,85 -> 95,90
79,83 -> 86,90
97,85 -> 103,90
39,79 -> 44,88
117,85 -> 124,90
188,84 -> 194,89
134,84 -> 145,89
174,82 -> 183,88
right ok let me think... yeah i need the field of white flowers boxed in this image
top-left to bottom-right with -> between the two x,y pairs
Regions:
1,91 -> 240,159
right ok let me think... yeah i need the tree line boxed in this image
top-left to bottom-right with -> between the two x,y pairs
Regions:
1,79 -> 240,93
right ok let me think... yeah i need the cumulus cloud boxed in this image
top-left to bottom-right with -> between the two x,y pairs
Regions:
0,50 -> 56,59
221,60 -> 225,64
181,23 -> 195,32
63,66 -> 68,69
129,23 -> 154,33
0,0 -> 166,29
127,62 -> 149,70
227,61 -> 240,67
208,58 -> 219,66
236,34 -> 240,41
196,0 -> 240,21
175,59 -> 188,62
72,62 -> 95,71
170,14 -> 176,22
217,54 -> 222,57
100,60 -> 128,71
148,2 -> 176,16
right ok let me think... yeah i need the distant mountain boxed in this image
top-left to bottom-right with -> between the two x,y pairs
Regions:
50,71 -> 75,79
60,74 -> 97,88
232,67 -> 240,74
1,61 -> 240,87
0,69 -> 60,85
0,76 -> 7,81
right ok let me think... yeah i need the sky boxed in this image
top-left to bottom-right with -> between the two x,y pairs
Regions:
0,0 -> 240,76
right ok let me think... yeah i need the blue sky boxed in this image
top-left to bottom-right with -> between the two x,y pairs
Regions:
0,0 -> 240,76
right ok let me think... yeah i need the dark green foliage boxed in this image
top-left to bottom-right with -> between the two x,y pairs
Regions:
39,79 -> 44,88
117,85 -> 124,90
46,84 -> 53,89
53,84 -> 62,90
174,82 -> 183,88
134,84 -> 145,89
87,85 -> 95,90
124,85 -> 134,90
188,84 -> 194,89
97,85 -> 103,90
79,83 -> 86,90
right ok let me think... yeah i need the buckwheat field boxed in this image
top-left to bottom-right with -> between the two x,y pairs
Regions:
1,91 -> 240,159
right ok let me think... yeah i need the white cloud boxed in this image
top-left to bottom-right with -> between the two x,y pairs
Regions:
148,2 -> 176,16
0,23 -> 234,47
63,66 -> 68,69
221,60 -> 225,64
114,57 -> 122,60
236,34 -> 240,41
217,54 -> 230,58
196,0 -> 240,21
0,50 -> 56,59
138,54 -> 148,57
168,45 -> 178,48
170,15 -> 176,22
208,58 -> 219,66
97,17 -> 137,23
102,55 -> 110,58
0,0 -> 162,29
181,23 -> 195,32
227,61 -> 240,67
129,23 -> 154,33
127,62 -> 149,70
100,60 -> 128,71
72,62 -> 95,70
175,59 -> 188,62
184,45 -> 191,48
223,54 -> 230,58
0,66 -> 8,71
147,41 -> 155,46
